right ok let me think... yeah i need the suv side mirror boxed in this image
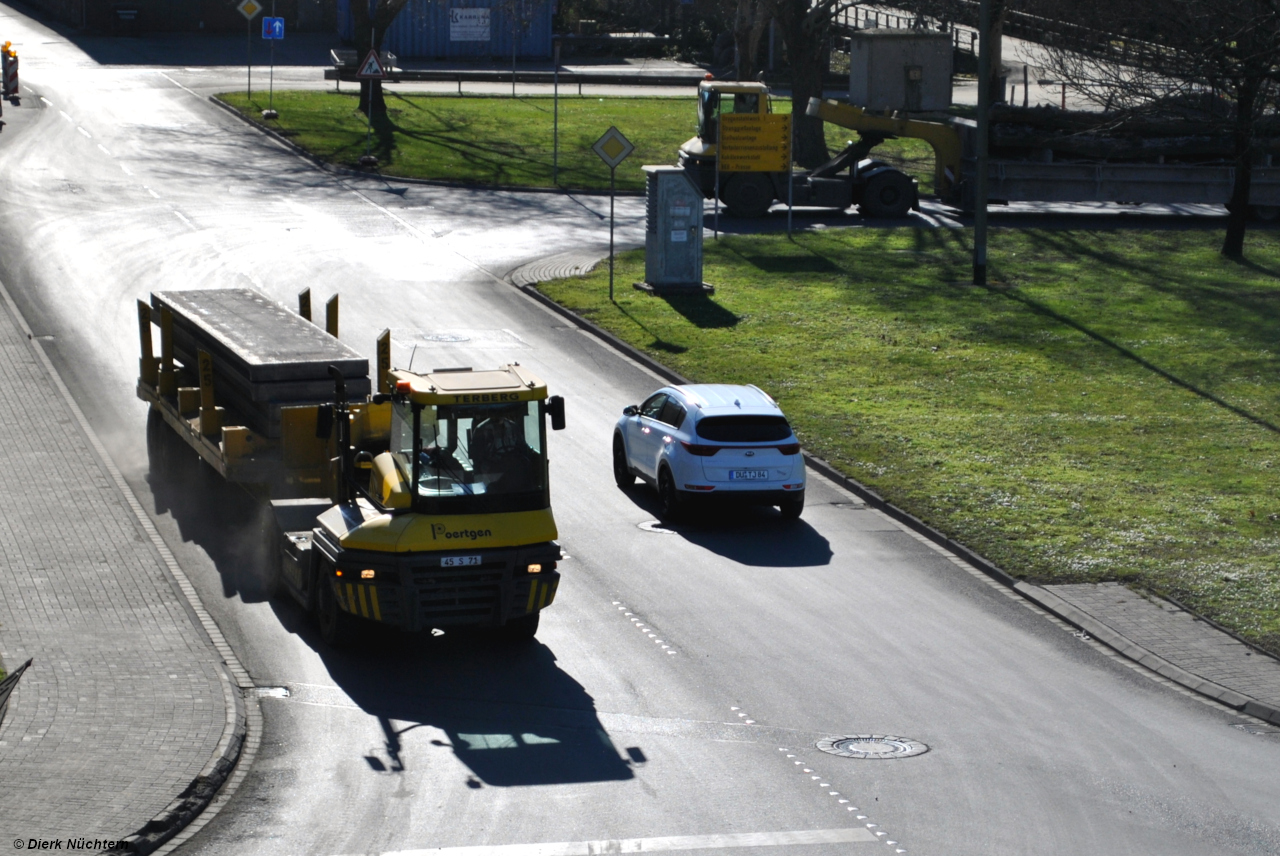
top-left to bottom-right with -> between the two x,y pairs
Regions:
622,405 -> 638,417
547,395 -> 566,431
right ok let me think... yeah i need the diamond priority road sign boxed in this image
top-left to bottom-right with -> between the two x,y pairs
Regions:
237,0 -> 263,20
592,126 -> 634,170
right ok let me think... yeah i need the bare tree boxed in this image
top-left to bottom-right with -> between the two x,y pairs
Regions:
773,0 -> 860,166
729,0 -> 773,81
349,0 -> 413,118
1035,0 -> 1280,257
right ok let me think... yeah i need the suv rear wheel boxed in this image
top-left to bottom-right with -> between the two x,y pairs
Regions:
658,467 -> 685,522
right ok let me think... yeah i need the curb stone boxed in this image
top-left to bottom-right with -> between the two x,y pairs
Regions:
0,279 -> 259,854
509,261 -> 1280,729
206,95 -> 646,198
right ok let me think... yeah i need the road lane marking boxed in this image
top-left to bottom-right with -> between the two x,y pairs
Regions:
77,126 -> 91,138
361,828 -> 877,856
97,143 -> 111,156
173,210 -> 195,230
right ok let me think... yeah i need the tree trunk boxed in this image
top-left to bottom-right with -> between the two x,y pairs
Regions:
773,0 -> 831,168
732,0 -> 770,82
1222,76 -> 1258,258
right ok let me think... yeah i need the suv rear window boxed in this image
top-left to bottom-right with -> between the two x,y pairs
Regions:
695,415 -> 791,442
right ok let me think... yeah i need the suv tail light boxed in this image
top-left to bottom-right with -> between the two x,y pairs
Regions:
777,443 -> 801,455
680,441 -> 720,456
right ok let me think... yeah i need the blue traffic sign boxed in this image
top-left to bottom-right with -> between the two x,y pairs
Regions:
262,16 -> 284,39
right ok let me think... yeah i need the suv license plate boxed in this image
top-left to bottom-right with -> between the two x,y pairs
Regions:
442,555 -> 482,567
729,469 -> 769,481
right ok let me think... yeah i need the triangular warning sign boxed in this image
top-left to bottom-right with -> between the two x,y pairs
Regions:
356,50 -> 386,79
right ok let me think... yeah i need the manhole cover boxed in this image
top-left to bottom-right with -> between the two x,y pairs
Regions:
638,520 -> 677,534
817,735 -> 929,759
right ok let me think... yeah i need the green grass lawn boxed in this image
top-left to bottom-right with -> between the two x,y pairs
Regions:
217,91 -> 937,192
538,228 -> 1280,655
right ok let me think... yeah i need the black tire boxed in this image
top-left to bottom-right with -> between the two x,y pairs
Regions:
720,173 -> 776,218
780,493 -> 805,520
496,611 -> 540,642
1252,204 -> 1280,222
658,467 -> 684,522
315,571 -> 359,648
860,170 -> 915,218
613,435 -> 636,489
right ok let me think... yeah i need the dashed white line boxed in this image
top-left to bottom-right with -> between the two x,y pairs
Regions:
77,126 -> 91,139
612,602 -> 677,654
778,748 -> 905,852
173,211 -> 195,230
59,110 -> 73,122
146,187 -> 160,199
39,96 -> 52,107
97,143 -> 112,156
120,164 -> 134,176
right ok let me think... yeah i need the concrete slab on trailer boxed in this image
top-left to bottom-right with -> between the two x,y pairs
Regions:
152,289 -> 368,383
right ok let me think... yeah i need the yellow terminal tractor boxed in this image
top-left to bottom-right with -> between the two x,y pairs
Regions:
136,288 -> 565,647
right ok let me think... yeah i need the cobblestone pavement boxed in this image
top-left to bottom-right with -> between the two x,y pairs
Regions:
0,284 -> 231,844
1047,583 -> 1280,718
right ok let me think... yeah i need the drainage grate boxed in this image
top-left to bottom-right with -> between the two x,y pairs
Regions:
817,735 -> 929,759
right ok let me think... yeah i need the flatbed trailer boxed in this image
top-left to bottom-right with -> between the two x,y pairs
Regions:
136,288 -> 566,645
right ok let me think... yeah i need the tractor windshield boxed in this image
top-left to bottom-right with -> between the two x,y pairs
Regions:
698,89 -> 766,142
390,401 -> 548,514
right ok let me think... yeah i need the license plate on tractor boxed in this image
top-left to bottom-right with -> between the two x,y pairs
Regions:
442,555 -> 482,567
729,470 -> 769,481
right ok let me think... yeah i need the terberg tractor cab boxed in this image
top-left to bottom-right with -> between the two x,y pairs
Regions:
677,80 -> 922,219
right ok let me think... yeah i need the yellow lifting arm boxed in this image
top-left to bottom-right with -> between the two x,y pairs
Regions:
807,98 -> 963,199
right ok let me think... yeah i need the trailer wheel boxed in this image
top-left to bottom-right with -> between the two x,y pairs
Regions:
721,174 -> 776,218
316,571 -> 359,648
860,170 -> 914,218
1253,205 -> 1280,222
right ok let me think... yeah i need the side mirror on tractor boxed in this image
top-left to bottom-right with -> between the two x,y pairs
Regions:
547,395 -> 566,431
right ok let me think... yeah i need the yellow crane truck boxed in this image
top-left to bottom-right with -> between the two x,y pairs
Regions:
136,288 -> 566,646
678,80 -> 962,218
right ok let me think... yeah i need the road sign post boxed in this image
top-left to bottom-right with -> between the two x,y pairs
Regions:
592,127 -> 635,302
356,40 -> 387,167
237,0 -> 263,101
261,9 -> 284,118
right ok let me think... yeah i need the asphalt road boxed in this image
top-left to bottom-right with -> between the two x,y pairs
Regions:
1,7 -> 1278,856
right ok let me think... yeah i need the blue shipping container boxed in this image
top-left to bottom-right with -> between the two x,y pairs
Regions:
339,0 -> 554,60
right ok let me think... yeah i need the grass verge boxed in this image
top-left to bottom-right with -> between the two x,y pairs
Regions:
216,91 -> 936,192
537,227 -> 1280,655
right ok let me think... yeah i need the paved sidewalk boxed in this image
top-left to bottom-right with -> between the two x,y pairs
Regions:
0,283 -> 234,845
1046,583 -> 1280,723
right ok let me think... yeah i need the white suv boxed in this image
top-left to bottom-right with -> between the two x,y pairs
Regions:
612,384 -> 806,520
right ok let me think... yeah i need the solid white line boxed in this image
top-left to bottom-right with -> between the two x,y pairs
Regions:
365,828 -> 878,856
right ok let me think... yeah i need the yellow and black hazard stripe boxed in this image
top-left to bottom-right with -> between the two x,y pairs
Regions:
336,581 -> 383,621
525,577 -> 559,614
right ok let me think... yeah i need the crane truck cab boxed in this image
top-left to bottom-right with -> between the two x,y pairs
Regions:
677,80 -> 920,219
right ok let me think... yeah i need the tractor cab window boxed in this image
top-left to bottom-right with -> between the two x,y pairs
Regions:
391,400 -> 548,514
698,89 -> 765,142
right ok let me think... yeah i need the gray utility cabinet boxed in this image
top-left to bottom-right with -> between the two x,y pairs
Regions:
643,166 -> 704,289
849,28 -> 952,112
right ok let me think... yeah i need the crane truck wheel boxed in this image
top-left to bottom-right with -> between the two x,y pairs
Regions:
316,565 -> 360,648
720,174 -> 776,218
860,170 -> 915,218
